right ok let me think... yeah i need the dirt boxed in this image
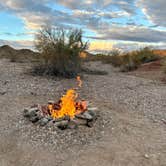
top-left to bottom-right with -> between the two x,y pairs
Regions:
128,59 -> 166,83
0,59 -> 166,166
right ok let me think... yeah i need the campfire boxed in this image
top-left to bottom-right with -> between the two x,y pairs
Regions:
23,76 -> 97,129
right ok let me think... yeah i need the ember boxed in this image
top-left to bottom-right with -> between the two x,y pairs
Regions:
23,76 -> 97,129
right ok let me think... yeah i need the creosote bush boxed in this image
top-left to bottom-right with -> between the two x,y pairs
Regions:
34,26 -> 88,78
120,47 -> 159,72
86,47 -> 159,72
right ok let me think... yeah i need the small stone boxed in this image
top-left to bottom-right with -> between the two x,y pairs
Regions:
87,120 -> 94,127
0,91 -> 6,95
144,154 -> 150,159
23,108 -> 30,117
72,118 -> 87,125
48,100 -> 55,104
87,107 -> 98,111
67,120 -> 78,129
55,120 -> 69,130
39,118 -> 49,126
30,116 -> 40,123
47,116 -> 53,121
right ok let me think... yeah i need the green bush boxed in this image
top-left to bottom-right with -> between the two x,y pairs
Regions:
120,47 -> 160,72
135,47 -> 159,63
34,26 -> 88,78
120,53 -> 140,72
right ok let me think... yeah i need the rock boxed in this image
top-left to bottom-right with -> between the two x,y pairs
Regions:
48,100 -> 55,104
87,120 -> 94,127
47,116 -> 53,121
0,91 -> 6,95
30,92 -> 37,96
23,108 -> 38,118
87,107 -> 98,111
29,107 -> 39,112
39,118 -> 49,126
88,110 -> 97,119
72,118 -> 87,126
144,154 -> 150,159
67,120 -> 78,129
76,111 -> 93,120
55,120 -> 69,130
161,119 -> 166,125
29,110 -> 38,118
30,116 -> 40,123
23,108 -> 31,117
52,116 -> 69,123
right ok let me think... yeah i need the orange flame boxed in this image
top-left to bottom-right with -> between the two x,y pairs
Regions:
48,76 -> 87,119
76,76 -> 82,87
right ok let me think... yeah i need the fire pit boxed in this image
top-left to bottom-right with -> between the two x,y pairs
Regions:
23,76 -> 97,130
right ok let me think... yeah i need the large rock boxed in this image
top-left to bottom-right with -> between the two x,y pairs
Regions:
55,120 -> 69,130
23,107 -> 39,118
72,118 -> 87,126
76,111 -> 93,120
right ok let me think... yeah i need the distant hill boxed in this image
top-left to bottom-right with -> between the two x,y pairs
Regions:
0,45 -> 39,62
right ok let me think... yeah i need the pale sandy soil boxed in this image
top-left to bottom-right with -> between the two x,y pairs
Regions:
0,59 -> 166,166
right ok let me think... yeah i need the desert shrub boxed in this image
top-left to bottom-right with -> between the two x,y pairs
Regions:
120,47 -> 159,72
81,46 -> 159,72
34,26 -> 88,78
135,47 -> 159,63
162,57 -> 166,73
120,53 -> 140,72
86,50 -> 122,67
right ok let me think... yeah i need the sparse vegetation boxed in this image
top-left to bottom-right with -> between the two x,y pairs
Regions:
120,47 -> 159,72
85,47 -> 160,72
134,47 -> 159,64
162,57 -> 166,73
34,26 -> 88,78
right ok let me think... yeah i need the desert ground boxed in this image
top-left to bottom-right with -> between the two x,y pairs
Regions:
0,59 -> 166,166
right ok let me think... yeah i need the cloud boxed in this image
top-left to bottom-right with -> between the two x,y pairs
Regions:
85,25 -> 166,43
138,0 -> 166,26
0,32 -> 35,36
114,41 -> 166,51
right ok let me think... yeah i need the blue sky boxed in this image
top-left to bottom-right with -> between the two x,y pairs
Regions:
0,0 -> 165,52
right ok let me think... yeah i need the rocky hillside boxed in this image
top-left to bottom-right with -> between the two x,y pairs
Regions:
0,45 -> 39,62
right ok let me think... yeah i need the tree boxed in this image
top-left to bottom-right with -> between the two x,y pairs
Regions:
34,26 -> 88,77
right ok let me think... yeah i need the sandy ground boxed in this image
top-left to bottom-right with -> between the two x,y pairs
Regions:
0,59 -> 166,166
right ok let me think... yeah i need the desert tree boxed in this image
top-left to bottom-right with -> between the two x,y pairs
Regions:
34,26 -> 88,77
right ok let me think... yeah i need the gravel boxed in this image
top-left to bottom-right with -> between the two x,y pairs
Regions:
0,59 -> 166,165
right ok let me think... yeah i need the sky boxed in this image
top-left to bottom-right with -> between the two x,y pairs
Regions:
0,0 -> 165,52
